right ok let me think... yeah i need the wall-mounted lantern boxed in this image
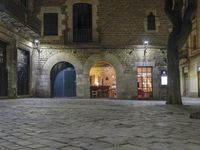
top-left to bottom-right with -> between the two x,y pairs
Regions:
143,40 -> 149,56
198,66 -> 200,72
34,39 -> 40,53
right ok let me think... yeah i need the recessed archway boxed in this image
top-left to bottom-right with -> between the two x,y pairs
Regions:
90,61 -> 117,98
50,62 -> 76,97
83,53 -> 124,99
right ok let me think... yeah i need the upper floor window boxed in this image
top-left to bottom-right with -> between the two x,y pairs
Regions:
193,35 -> 197,50
21,0 -> 28,8
147,12 -> 156,30
73,3 -> 92,42
43,13 -> 58,36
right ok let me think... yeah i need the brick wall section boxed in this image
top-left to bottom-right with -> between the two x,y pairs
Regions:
33,0 -> 169,99
35,0 -> 170,47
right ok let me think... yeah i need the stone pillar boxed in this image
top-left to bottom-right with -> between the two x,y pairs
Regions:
116,68 -> 137,99
81,73 -> 90,98
30,47 -> 39,97
153,67 -> 160,99
7,39 -> 17,98
76,73 -> 90,98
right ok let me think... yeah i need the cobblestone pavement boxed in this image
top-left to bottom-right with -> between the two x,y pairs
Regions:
0,97 -> 200,150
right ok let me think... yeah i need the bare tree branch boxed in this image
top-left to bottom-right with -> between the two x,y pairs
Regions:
164,0 -> 197,105
174,0 -> 184,13
183,0 -> 197,20
177,0 -> 197,48
165,0 -> 174,21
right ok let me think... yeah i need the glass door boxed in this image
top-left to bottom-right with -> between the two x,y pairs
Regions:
137,67 -> 153,99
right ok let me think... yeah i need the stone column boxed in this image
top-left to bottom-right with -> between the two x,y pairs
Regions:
7,39 -> 17,98
116,67 -> 137,99
30,47 -> 39,97
153,67 -> 160,99
81,73 -> 90,98
76,73 -> 90,98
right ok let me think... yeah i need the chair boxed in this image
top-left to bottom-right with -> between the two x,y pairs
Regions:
91,90 -> 98,98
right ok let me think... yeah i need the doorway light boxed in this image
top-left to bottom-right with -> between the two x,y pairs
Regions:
198,67 -> 200,72
143,40 -> 149,46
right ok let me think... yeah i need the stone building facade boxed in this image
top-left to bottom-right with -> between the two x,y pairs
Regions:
0,0 -> 40,98
180,1 -> 200,98
34,0 -> 169,99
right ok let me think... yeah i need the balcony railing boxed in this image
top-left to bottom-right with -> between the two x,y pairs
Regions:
73,29 -> 92,42
0,0 -> 41,35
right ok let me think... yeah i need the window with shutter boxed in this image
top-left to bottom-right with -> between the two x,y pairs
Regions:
43,13 -> 58,36
73,3 -> 92,42
147,12 -> 156,30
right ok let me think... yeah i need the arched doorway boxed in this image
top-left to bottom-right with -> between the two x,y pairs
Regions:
89,61 -> 116,98
51,62 -> 76,97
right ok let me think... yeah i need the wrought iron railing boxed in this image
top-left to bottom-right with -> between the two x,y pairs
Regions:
0,0 -> 41,34
73,29 -> 92,42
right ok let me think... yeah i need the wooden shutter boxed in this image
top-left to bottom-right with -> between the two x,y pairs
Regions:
44,13 -> 58,36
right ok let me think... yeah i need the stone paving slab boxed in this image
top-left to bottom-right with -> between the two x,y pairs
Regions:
0,97 -> 200,150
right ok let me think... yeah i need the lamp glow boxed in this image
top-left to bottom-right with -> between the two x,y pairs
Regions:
144,40 -> 149,46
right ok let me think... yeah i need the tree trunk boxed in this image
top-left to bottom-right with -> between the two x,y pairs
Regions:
164,0 -> 197,105
166,33 -> 182,105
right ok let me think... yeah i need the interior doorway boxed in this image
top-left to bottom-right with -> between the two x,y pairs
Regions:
51,62 -> 76,97
137,67 -> 153,99
90,61 -> 116,98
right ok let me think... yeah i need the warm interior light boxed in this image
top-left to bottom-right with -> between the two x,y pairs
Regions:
95,81 -> 99,86
34,39 -> 39,45
198,67 -> 200,72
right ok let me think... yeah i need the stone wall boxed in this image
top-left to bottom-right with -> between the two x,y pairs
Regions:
34,0 -> 169,99
35,0 -> 169,46
180,1 -> 200,98
0,22 -> 35,98
36,46 -> 167,99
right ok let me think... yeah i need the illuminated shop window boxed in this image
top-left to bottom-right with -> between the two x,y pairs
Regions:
137,67 -> 153,99
161,70 -> 168,86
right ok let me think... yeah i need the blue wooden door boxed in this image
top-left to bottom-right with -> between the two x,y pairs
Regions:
54,68 -> 76,97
